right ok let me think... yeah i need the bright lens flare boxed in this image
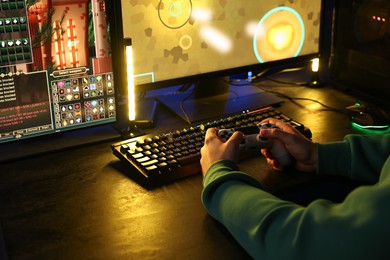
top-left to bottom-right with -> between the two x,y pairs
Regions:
200,26 -> 232,54
192,8 -> 212,22
267,24 -> 294,51
245,21 -> 260,37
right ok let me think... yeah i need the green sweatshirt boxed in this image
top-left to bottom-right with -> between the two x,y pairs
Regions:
202,134 -> 390,260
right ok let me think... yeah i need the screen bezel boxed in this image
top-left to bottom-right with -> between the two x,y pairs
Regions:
107,0 -> 327,94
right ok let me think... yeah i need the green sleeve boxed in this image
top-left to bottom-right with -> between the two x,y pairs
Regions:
202,146 -> 390,259
317,134 -> 390,183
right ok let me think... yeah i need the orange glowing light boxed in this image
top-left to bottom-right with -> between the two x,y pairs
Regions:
267,23 -> 294,51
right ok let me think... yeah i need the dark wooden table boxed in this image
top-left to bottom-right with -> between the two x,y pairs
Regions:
0,82 -> 376,259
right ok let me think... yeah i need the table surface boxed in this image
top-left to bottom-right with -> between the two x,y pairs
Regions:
0,82 -> 377,259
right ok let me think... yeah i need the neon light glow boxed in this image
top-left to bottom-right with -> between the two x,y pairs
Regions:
311,58 -> 319,72
170,2 -> 183,17
125,43 -> 136,121
134,72 -> 155,83
351,122 -> 390,134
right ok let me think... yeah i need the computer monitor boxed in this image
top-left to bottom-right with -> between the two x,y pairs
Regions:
108,0 -> 324,123
0,0 -> 118,148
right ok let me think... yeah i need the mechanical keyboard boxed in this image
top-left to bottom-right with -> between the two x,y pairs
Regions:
111,106 -> 312,188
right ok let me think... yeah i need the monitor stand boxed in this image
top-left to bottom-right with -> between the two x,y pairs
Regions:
156,77 -> 284,124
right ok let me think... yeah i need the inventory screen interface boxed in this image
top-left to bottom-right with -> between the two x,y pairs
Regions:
0,0 -> 116,143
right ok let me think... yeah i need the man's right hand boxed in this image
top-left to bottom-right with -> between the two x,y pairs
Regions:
259,118 -> 318,172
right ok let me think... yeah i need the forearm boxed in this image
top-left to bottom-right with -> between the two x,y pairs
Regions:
317,134 -> 390,183
202,160 -> 390,259
202,168 -> 301,258
203,161 -> 318,259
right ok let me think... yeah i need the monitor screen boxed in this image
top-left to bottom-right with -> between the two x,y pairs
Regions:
109,0 -> 323,123
0,0 -> 117,144
122,1 -> 322,87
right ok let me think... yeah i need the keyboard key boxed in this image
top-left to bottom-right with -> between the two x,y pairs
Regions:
141,159 -> 159,167
120,144 -> 130,153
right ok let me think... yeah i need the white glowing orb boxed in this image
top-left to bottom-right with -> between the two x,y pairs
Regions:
245,21 -> 260,37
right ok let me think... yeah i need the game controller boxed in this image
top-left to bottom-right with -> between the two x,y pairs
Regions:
217,123 -> 292,166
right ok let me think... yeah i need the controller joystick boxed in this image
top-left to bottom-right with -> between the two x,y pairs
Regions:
217,124 -> 292,167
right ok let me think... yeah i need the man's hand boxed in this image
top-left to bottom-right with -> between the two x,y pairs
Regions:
259,119 -> 318,172
200,128 -> 244,176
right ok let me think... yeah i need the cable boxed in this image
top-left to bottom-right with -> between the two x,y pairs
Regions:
229,66 -> 309,85
176,83 -> 193,93
235,73 -> 310,86
177,65 -> 337,122
136,91 -> 146,102
254,77 -> 309,86
227,66 -> 345,114
262,89 -> 348,115
178,80 -> 240,124
179,90 -> 194,124
254,66 -> 306,79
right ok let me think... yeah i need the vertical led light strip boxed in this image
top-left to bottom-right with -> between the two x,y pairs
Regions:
124,38 -> 135,121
